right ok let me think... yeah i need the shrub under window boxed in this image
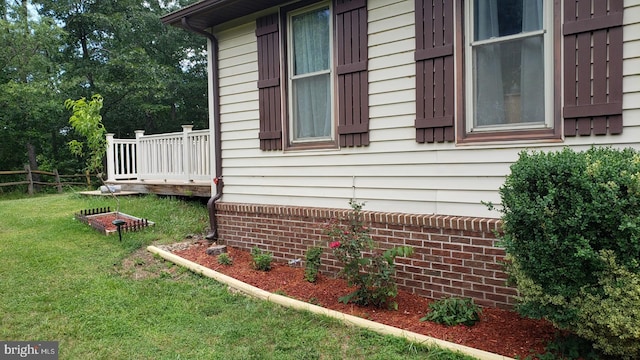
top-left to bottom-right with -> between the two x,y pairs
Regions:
495,147 -> 640,358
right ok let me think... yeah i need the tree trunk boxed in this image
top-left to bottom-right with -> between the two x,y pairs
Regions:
26,142 -> 40,191
80,34 -> 95,89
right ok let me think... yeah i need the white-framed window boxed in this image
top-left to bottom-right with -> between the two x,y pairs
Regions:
464,0 -> 553,133
287,2 -> 334,143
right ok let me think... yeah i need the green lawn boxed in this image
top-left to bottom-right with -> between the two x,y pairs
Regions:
0,193 -> 476,359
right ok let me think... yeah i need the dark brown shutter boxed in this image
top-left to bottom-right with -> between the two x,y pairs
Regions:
256,14 -> 282,150
414,0 -> 454,143
335,0 -> 369,147
563,0 -> 623,136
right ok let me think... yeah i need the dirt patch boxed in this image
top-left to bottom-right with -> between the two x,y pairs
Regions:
114,237 -> 206,280
171,243 -> 558,359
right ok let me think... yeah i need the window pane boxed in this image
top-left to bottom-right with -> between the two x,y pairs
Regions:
292,8 -> 330,75
474,0 -> 543,41
293,73 -> 331,139
473,35 -> 545,127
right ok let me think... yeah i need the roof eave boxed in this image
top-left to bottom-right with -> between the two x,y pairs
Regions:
161,0 -> 292,31
160,0 -> 229,29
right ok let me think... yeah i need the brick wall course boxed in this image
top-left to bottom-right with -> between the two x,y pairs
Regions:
216,202 -> 513,308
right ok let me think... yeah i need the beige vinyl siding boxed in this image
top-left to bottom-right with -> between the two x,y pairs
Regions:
216,23 -> 260,155
211,0 -> 640,219
368,0 -> 415,144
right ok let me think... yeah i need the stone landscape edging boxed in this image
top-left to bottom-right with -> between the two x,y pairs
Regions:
147,245 -> 515,360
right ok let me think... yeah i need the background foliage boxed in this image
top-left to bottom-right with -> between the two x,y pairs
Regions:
0,0 -> 207,175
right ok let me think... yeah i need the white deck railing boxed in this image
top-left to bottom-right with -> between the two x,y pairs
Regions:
106,125 -> 211,183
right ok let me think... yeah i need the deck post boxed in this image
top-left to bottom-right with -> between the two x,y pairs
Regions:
135,130 -> 145,180
182,125 -> 194,182
106,133 -> 115,182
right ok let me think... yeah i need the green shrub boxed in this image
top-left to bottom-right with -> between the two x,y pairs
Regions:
304,247 -> 323,282
495,147 -> 640,358
250,246 -> 272,271
420,297 -> 481,326
510,251 -> 640,359
217,252 -> 233,265
571,251 -> 640,358
521,333 -> 600,360
325,200 -> 414,309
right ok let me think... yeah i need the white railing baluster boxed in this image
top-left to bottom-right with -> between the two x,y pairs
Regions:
182,125 -> 193,182
135,130 -> 145,179
118,143 -> 125,176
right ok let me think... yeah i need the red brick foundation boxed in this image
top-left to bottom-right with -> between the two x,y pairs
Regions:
216,202 -> 516,309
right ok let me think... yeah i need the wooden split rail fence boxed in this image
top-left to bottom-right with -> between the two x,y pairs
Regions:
0,165 -> 94,194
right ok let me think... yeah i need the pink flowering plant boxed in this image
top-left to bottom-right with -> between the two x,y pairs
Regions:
325,200 -> 414,310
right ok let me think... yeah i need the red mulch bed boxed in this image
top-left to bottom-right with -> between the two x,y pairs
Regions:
88,213 -> 136,231
84,212 -> 151,233
173,244 -> 557,358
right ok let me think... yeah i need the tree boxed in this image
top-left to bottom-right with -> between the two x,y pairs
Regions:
0,0 -> 208,175
37,0 -> 208,138
0,1 -> 67,173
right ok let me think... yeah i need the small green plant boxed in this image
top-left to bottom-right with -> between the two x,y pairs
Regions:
304,247 -> 323,282
420,297 -> 481,326
326,200 -> 413,309
65,94 -> 122,212
217,252 -> 233,265
250,246 -> 272,271
308,297 -> 321,306
65,94 -> 106,175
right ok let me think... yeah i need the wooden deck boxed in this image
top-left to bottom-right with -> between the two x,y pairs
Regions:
105,179 -> 211,197
106,126 -> 212,198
